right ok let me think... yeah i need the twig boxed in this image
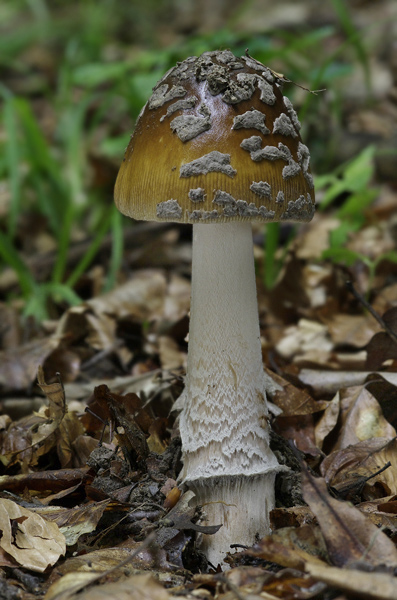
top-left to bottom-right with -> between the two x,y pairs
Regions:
364,461 -> 391,483
244,49 -> 326,95
273,74 -> 326,95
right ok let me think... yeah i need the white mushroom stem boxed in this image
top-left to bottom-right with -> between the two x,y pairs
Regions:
179,221 -> 281,566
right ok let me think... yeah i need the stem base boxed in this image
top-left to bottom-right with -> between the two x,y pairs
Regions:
192,473 -> 276,567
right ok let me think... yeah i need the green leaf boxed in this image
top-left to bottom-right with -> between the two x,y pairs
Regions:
320,178 -> 350,210
314,173 -> 338,189
329,220 -> 362,248
375,251 -> 397,267
318,146 -> 377,211
337,188 -> 378,219
342,145 -> 376,191
322,247 -> 370,267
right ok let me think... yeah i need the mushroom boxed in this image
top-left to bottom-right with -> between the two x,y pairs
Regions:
114,50 -> 315,566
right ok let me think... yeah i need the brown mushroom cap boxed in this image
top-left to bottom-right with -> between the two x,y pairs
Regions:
114,50 -> 315,224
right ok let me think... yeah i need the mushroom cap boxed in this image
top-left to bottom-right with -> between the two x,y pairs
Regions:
114,50 -> 315,224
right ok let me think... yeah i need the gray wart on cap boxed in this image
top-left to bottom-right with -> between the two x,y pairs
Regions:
272,113 -> 298,138
232,110 -> 270,135
180,151 -> 237,178
250,181 -> 272,198
283,96 -> 302,131
148,84 -> 187,110
160,96 -> 198,121
281,193 -> 315,220
189,188 -> 206,202
170,105 -> 212,142
156,199 -> 183,219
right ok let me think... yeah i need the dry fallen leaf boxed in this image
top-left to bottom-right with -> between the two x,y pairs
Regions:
0,365 -> 70,469
366,306 -> 397,370
57,410 -> 86,468
80,573 -> 171,600
45,572 -> 170,600
0,370 -> 68,468
0,498 -> 66,572
299,369 -> 397,396
0,336 -> 60,392
45,571 -> 104,600
294,215 -> 339,261
44,534 -> 181,600
307,563 -> 397,600
314,392 -> 340,449
358,496 -> 397,529
157,335 -> 186,371
267,369 -> 328,416
56,271 -> 167,351
270,505 -> 316,530
365,376 -> 397,431
302,469 -> 397,568
366,331 -> 397,370
0,467 -> 91,494
325,313 -> 381,348
199,565 -> 326,600
38,499 -> 110,546
321,437 -> 397,497
163,273 -> 191,322
0,412 -> 41,468
31,365 -> 67,450
276,319 -> 333,366
274,413 -> 318,455
331,385 -> 396,452
247,524 -> 328,570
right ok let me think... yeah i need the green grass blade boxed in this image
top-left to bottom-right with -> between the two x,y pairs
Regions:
60,94 -> 94,204
23,287 -> 48,321
43,283 -> 82,306
331,0 -> 371,88
65,209 -> 112,289
3,97 -> 20,239
51,201 -> 75,285
24,283 -> 81,321
264,222 -> 280,290
0,231 -> 36,297
29,172 -> 65,235
15,98 -> 71,235
15,99 -> 61,179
